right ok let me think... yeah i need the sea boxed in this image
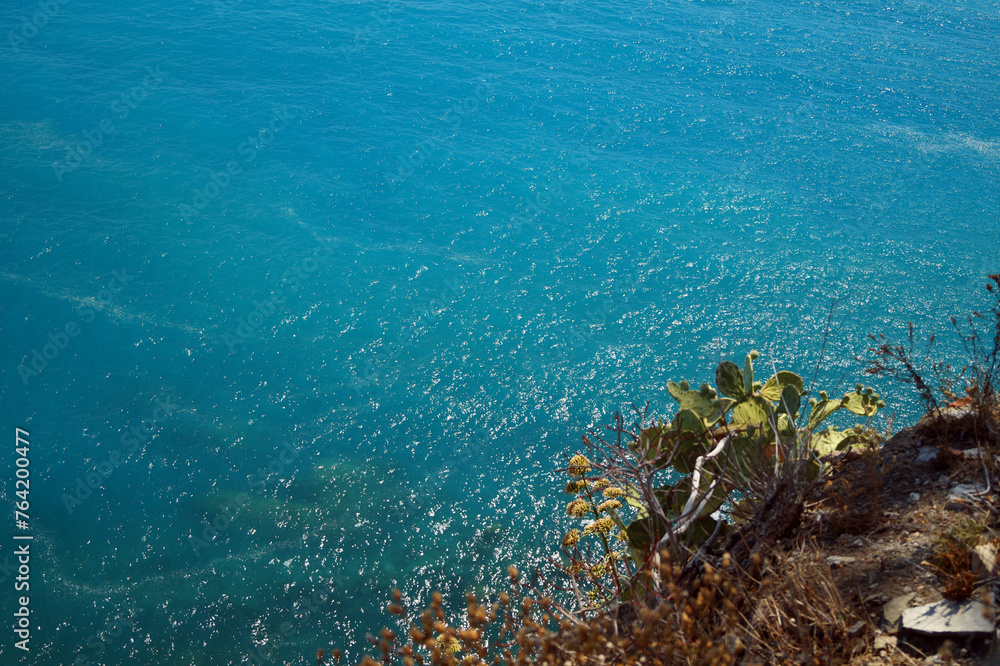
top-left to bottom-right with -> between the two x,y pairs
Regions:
0,0 -> 998,663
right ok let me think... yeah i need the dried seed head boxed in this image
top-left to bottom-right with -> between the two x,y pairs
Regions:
566,499 -> 591,517
567,454 -> 591,477
562,529 -> 581,548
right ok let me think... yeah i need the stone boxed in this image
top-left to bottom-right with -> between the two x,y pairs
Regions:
826,555 -> 857,568
882,593 -> 917,633
901,600 -> 995,635
917,405 -> 974,427
873,634 -> 897,650
916,446 -> 938,463
972,543 -> 998,577
946,483 -> 987,511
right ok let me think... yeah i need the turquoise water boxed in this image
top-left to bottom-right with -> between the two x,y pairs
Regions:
1,0 -> 998,662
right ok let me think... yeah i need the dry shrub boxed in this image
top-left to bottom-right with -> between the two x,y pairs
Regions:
349,548 -> 877,666
864,274 -> 1000,456
929,520 -> 982,601
917,406 -> 998,459
741,548 -> 865,665
541,554 -> 745,666
815,448 -> 884,538
350,558 -> 745,666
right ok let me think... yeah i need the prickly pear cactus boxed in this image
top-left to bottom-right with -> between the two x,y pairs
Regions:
626,351 -> 885,552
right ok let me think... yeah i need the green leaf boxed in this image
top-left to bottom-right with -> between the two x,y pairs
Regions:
776,413 -> 795,437
810,426 -> 860,457
623,488 -> 647,518
718,397 -> 736,416
743,352 -> 756,396
666,382 -> 685,402
625,515 -> 666,552
841,390 -> 880,417
679,390 -> 716,420
807,398 -> 842,430
672,409 -> 707,435
671,446 -> 701,475
775,384 -> 801,419
728,433 -> 763,477
759,371 -> 805,401
637,425 -> 667,460
731,395 -> 773,429
668,410 -> 713,474
716,361 -> 746,400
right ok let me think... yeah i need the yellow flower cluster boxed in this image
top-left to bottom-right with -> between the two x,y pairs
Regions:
583,517 -> 615,535
566,499 -> 591,517
597,499 -> 622,513
602,486 -> 625,498
436,635 -> 461,655
593,479 -> 610,489
564,479 -> 588,494
567,454 -> 591,477
561,529 -> 581,548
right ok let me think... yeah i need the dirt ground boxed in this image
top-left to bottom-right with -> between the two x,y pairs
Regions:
787,418 -> 1000,665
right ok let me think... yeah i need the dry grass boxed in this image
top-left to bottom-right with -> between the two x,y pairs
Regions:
741,547 -> 866,666
347,547 -> 880,666
926,518 -> 983,602
815,446 -> 884,539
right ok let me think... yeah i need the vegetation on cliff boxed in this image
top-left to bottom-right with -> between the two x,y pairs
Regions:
333,275 -> 1000,666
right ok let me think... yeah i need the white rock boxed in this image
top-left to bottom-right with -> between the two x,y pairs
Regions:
826,555 -> 857,568
946,483 -> 987,511
882,593 -> 916,633
873,634 -> 897,650
901,600 -> 995,635
916,446 -> 938,463
973,543 -> 998,577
